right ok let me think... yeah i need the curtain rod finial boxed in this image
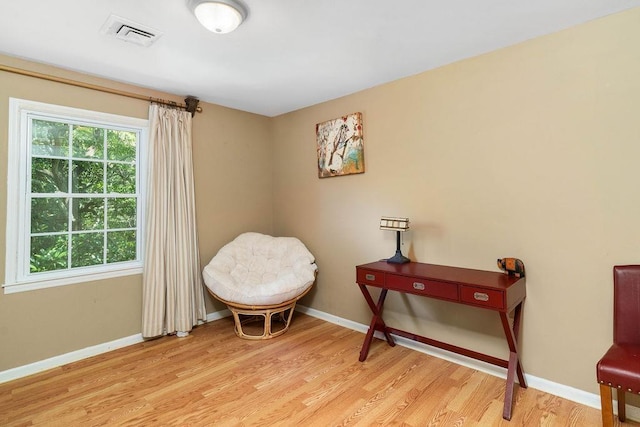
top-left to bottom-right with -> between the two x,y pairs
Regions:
185,96 -> 201,116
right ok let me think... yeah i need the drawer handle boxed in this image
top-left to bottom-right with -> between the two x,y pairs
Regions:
473,292 -> 489,302
413,282 -> 425,290
365,274 -> 376,281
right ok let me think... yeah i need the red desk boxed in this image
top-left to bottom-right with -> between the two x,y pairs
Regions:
356,261 -> 526,420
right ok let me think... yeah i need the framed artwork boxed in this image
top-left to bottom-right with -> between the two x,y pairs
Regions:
316,112 -> 364,178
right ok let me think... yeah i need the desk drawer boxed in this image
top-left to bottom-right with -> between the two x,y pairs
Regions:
386,274 -> 458,301
460,286 -> 504,309
357,269 -> 385,286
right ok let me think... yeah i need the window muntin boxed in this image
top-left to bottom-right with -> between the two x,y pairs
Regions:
4,99 -> 148,293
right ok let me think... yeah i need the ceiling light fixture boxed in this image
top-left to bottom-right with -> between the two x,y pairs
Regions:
187,0 -> 247,34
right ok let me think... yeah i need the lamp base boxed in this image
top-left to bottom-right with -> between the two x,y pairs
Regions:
386,250 -> 410,264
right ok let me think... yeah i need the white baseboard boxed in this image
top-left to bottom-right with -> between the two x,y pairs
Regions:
295,305 -> 640,422
206,308 -> 231,322
0,308 -> 232,385
0,333 -> 144,384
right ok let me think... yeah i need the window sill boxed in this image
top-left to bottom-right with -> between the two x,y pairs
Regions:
3,264 -> 143,294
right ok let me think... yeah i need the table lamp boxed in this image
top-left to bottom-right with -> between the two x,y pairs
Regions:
380,216 -> 410,264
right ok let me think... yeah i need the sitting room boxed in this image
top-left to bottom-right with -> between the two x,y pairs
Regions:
1,1 -> 640,425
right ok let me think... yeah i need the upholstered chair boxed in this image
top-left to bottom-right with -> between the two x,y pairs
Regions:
596,265 -> 640,426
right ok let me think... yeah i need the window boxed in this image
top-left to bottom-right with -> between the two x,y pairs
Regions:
4,98 -> 148,293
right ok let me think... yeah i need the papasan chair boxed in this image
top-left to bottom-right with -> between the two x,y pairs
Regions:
203,232 -> 317,339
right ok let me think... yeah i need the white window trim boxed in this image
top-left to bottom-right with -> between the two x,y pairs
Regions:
4,98 -> 148,294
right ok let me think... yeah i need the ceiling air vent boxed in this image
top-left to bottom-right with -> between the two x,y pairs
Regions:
100,14 -> 162,47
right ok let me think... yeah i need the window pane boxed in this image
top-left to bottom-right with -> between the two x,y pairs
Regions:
107,198 -> 136,229
71,232 -> 104,267
107,130 -> 136,162
30,234 -> 68,273
107,231 -> 136,263
32,119 -> 69,157
72,160 -> 104,193
73,125 -> 104,159
31,198 -> 68,233
107,163 -> 136,194
31,157 -> 69,193
72,198 -> 104,231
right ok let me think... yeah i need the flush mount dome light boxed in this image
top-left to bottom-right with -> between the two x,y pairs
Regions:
188,0 -> 247,34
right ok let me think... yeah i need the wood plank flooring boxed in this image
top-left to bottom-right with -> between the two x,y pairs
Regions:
0,314 -> 631,426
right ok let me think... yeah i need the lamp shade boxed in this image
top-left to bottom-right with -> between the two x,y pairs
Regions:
188,0 -> 247,34
380,216 -> 409,231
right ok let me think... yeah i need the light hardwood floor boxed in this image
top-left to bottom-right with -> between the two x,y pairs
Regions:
0,314 -> 633,426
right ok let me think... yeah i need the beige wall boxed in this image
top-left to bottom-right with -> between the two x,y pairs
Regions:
272,8 -> 640,395
0,55 -> 272,371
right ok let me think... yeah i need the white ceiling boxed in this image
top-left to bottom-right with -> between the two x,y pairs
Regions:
1,1 -> 639,117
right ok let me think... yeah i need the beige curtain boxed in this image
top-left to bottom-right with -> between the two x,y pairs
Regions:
142,105 -> 206,338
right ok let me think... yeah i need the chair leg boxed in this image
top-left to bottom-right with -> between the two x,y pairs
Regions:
599,384 -> 614,427
617,389 -> 626,422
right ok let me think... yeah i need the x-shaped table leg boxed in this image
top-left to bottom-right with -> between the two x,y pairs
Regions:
499,301 -> 527,420
358,284 -> 395,361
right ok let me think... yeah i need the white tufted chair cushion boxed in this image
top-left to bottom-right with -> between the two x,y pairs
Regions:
203,232 -> 317,306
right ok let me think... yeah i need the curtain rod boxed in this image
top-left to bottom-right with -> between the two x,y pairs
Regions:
0,64 -> 202,116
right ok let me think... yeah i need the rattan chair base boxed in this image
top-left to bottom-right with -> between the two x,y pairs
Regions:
207,286 -> 312,340
228,301 -> 296,339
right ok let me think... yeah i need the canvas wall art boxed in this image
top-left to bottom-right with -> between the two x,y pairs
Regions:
316,112 -> 364,178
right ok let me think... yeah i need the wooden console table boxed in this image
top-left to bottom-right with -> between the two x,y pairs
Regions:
356,260 -> 526,421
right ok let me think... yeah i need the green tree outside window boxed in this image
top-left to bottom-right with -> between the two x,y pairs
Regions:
29,118 -> 139,273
